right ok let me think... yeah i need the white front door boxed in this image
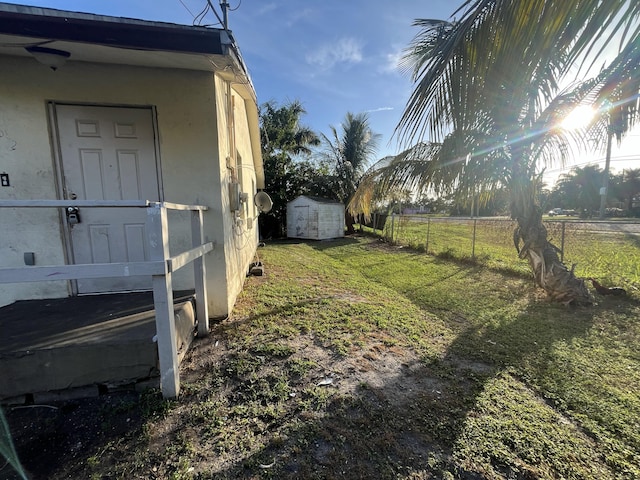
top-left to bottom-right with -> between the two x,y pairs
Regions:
55,105 -> 160,294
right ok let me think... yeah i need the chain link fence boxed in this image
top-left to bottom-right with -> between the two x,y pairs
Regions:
365,213 -> 640,289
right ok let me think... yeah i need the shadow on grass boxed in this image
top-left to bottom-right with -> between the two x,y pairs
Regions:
622,229 -> 640,251
12,298 -> 636,479
263,236 -> 361,250
206,275 -> 630,478
185,302 -> 605,479
203,239 -> 637,478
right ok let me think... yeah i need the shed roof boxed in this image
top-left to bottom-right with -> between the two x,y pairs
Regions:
291,195 -> 344,205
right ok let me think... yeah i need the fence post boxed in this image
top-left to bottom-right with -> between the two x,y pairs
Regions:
472,218 -> 477,259
560,221 -> 566,263
426,217 -> 431,253
146,203 -> 180,399
191,209 -> 209,337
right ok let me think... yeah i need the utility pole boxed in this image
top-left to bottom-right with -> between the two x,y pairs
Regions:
220,0 -> 229,30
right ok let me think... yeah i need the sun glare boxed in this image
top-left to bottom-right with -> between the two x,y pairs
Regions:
561,105 -> 596,130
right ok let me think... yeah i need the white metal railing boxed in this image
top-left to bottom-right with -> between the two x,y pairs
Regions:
0,200 -> 214,398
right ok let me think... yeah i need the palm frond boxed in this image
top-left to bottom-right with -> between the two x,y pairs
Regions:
320,112 -> 380,203
396,0 -> 640,148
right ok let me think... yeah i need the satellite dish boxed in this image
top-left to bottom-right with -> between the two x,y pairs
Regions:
254,191 -> 273,213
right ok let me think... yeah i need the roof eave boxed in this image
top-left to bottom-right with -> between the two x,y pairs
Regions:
0,3 -> 226,55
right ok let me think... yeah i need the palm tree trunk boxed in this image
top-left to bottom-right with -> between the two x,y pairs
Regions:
345,212 -> 356,235
511,181 -> 592,306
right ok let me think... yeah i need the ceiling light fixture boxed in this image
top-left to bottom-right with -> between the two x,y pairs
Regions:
25,45 -> 71,70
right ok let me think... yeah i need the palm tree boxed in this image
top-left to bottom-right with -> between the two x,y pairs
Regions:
321,112 -> 380,233
350,1 -> 640,305
259,100 -> 321,237
553,165 -> 603,214
260,100 -> 320,160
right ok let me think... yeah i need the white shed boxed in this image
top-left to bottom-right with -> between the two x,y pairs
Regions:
287,196 -> 345,240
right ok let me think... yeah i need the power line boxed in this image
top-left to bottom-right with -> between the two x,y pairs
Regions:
180,1 -> 234,29
176,0 -> 195,18
193,2 -> 211,25
544,155 -> 640,175
206,0 -> 225,29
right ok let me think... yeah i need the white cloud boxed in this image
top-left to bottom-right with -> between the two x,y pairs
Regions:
285,8 -> 315,26
379,45 -> 404,74
257,3 -> 278,15
365,107 -> 394,113
306,38 -> 363,70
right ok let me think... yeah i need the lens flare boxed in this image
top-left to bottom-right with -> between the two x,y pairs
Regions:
561,105 -> 595,130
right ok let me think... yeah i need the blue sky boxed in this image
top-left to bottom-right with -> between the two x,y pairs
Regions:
13,0 -> 640,183
15,0 -> 454,159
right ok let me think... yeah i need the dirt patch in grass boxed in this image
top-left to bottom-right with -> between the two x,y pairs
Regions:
3,392 -> 147,480
3,321 -> 486,479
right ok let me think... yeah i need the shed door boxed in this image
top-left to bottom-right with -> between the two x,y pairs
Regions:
294,206 -> 309,238
55,105 -> 160,294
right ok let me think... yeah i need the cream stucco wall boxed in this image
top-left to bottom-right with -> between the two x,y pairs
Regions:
0,55 -> 260,317
213,75 -> 260,315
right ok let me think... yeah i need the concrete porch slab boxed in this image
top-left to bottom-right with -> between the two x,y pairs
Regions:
0,291 -> 195,402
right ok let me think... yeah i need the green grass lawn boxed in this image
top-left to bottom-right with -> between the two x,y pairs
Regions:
8,235 -> 640,479
384,216 -> 640,288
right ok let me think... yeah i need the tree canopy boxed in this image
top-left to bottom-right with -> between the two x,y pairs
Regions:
351,1 -> 639,216
349,0 -> 640,305
320,112 -> 380,232
258,100 -> 321,238
320,113 -> 380,201
550,165 -> 603,214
